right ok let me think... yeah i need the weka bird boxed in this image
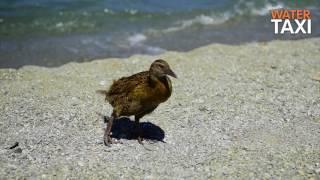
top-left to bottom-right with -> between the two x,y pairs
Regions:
97,59 -> 177,146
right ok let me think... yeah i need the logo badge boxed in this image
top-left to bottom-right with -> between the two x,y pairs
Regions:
271,1 -> 312,35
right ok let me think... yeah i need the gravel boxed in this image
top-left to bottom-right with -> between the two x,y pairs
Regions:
0,38 -> 319,179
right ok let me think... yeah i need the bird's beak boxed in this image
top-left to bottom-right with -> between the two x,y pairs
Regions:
166,68 -> 177,78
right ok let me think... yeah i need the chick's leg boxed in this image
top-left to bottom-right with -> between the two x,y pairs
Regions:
134,115 -> 143,144
104,117 -> 113,146
104,111 -> 118,146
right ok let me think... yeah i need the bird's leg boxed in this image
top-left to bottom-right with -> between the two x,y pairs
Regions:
134,116 -> 143,144
104,111 -> 122,146
104,116 -> 114,146
104,110 -> 122,146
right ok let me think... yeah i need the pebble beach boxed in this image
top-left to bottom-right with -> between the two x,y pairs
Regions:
0,38 -> 320,179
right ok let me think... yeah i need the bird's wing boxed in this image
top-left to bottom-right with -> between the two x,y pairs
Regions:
107,71 -> 149,97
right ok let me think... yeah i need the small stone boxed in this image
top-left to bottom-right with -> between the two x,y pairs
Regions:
95,140 -> 103,144
283,118 -> 290,122
241,146 -> 249,151
264,173 -> 271,179
71,97 -> 78,106
199,106 -> 208,112
298,169 -> 305,176
14,148 -> 22,153
78,161 -> 84,167
193,99 -> 204,103
311,72 -> 320,81
99,80 -> 106,85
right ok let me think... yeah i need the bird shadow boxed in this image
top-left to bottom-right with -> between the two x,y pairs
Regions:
104,116 -> 165,143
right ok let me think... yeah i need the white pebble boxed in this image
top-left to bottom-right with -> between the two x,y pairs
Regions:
99,80 -> 106,85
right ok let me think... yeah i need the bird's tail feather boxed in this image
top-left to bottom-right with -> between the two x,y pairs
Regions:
96,90 -> 107,95
96,90 -> 110,102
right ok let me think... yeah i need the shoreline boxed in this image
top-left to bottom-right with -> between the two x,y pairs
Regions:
0,38 -> 319,179
1,35 -> 319,69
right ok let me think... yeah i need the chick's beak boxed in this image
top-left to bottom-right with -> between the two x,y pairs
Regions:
166,68 -> 177,78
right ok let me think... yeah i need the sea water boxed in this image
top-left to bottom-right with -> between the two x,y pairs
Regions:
0,0 -> 319,68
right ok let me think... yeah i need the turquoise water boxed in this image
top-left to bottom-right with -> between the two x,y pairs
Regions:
0,0 -> 319,68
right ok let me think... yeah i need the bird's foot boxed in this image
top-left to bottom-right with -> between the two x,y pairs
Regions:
137,136 -> 144,145
103,135 -> 112,146
103,116 -> 112,124
104,135 -> 122,146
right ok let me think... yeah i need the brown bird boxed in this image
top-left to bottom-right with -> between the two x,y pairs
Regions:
97,59 -> 177,146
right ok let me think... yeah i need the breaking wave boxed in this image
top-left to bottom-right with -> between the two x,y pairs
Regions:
154,1 -> 286,34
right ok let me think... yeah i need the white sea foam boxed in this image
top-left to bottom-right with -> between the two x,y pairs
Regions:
128,33 -> 147,46
125,9 -> 138,15
127,33 -> 164,54
162,13 -> 232,33
152,1 -> 288,34
56,22 -> 64,28
145,46 -> 165,55
251,3 -> 285,16
103,8 -> 114,14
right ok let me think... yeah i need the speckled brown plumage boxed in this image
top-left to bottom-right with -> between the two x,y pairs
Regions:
97,59 -> 177,146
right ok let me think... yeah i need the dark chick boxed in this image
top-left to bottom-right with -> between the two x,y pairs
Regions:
97,59 -> 177,146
